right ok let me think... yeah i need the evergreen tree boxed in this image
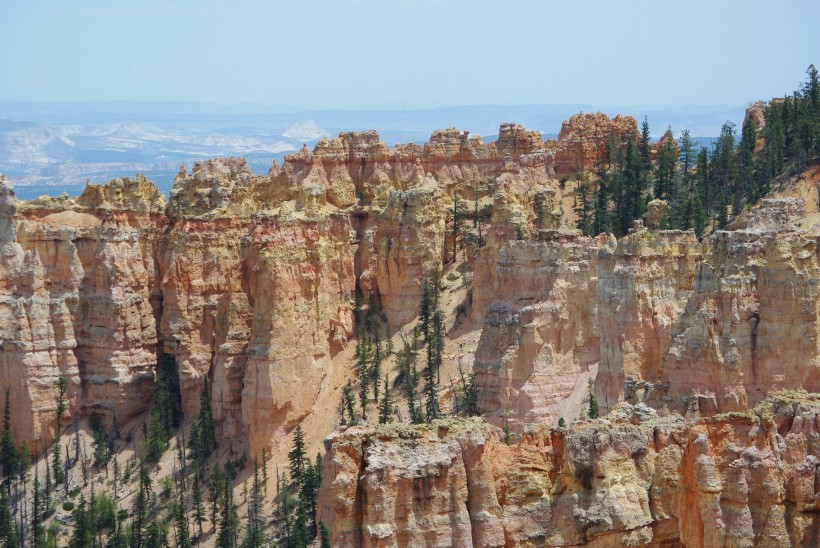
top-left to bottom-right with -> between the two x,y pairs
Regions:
639,116 -> 652,173
575,178 -> 593,235
144,355 -> 184,464
587,379 -> 599,419
131,465 -> 151,548
379,374 -> 393,424
419,276 -> 432,342
243,458 -> 264,548
290,503 -> 310,548
739,116 -> 757,204
55,376 -> 67,438
456,373 -> 480,417
273,474 -> 296,547
342,383 -> 356,426
261,448 -> 269,498
452,189 -> 460,261
358,340 -> 370,420
1,388 -> 17,495
593,165 -> 612,235
558,417 -> 566,428
215,479 -> 238,548
32,468 -> 44,548
0,488 -> 14,547
198,377 -> 217,459
144,520 -> 166,548
288,426 -> 306,487
210,463 -> 224,533
319,523 -> 331,548
69,494 -> 93,548
52,376 -> 68,486
176,490 -> 191,548
423,341 -> 440,422
192,466 -> 205,539
406,346 -> 422,424
713,121 -> 736,220
654,132 -> 677,201
371,336 -> 382,405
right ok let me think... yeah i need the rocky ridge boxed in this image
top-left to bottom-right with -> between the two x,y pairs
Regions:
0,114 -> 636,454
318,395 -> 820,547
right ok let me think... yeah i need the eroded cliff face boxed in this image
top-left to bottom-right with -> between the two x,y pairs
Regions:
473,230 -> 602,431
0,115 -> 635,453
471,195 -> 820,432
0,175 -> 162,451
318,396 -> 820,547
659,199 -> 820,415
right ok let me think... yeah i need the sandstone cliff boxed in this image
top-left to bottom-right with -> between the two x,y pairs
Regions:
0,114 -> 635,454
318,395 -> 820,547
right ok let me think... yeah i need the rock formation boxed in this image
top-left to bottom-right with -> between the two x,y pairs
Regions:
318,395 -> 820,547
3,108 -> 820,547
0,115 -> 635,453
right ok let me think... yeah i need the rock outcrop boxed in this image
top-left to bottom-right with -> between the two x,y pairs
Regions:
2,115 -> 633,452
319,396 -> 820,547
0,174 -> 160,451
473,231 -> 602,431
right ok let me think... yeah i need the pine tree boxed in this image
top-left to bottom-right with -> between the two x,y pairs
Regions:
419,276 -> 432,342
593,166 -> 612,235
55,376 -> 67,438
558,417 -> 566,428
406,348 -> 422,424
288,425 -> 306,487
423,341 -> 439,422
210,463 -> 224,533
52,376 -> 67,486
273,473 -> 296,547
198,377 -> 217,458
176,490 -> 191,548
452,188 -> 460,261
69,493 -> 93,548
456,373 -> 480,417
261,447 -> 269,498
358,340 -> 370,420
32,468 -> 44,548
379,374 -> 393,424
192,466 -> 205,539
371,336 -> 382,405
639,116 -> 652,173
290,502 -> 310,548
0,488 -> 14,546
654,133 -> 677,201
1,388 -> 17,495
575,177 -> 593,235
131,465 -> 150,548
244,458 -> 264,548
342,383 -> 356,426
739,116 -> 757,204
587,379 -> 599,419
319,523 -> 332,548
144,520 -> 166,548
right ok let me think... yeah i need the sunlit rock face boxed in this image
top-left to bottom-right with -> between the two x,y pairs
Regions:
319,397 -> 820,547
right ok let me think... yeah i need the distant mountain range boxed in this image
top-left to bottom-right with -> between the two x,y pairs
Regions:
0,102 -> 741,200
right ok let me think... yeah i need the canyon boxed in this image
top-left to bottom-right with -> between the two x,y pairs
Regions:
2,107 -> 820,546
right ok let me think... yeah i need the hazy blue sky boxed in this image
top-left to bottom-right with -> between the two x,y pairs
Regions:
1,0 -> 818,109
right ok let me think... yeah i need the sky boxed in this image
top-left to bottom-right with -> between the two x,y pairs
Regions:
1,0 -> 819,110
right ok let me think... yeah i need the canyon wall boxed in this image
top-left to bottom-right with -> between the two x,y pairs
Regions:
4,114 -> 820,458
0,114 -> 636,453
318,395 -> 820,547
470,195 -> 820,432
